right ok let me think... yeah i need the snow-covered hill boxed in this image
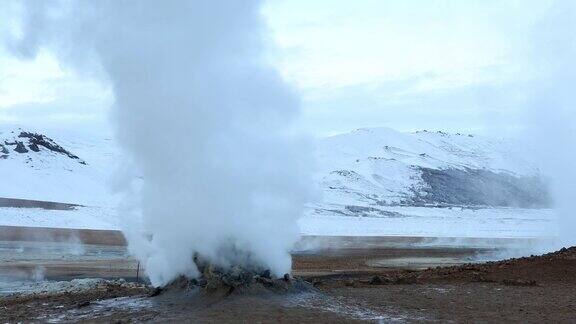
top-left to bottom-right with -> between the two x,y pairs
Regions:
315,127 -> 548,210
0,126 -> 119,207
305,127 -> 555,239
0,125 -> 557,239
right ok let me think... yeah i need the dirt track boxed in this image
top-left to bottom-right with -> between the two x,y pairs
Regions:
0,226 -> 575,322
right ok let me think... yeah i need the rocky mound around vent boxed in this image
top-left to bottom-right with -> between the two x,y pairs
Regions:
154,255 -> 315,297
0,131 -> 86,164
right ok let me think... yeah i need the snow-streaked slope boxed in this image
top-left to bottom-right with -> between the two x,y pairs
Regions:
315,127 -> 541,208
1,125 -> 539,208
320,128 -> 533,174
0,126 -> 120,207
0,125 -> 556,239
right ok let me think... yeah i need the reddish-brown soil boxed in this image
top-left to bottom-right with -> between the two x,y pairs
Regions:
303,246 -> 576,286
0,225 -> 126,246
293,247 -> 485,276
1,245 -> 576,322
0,281 -> 151,322
301,247 -> 576,323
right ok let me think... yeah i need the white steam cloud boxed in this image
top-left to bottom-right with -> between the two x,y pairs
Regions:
5,1 -> 312,286
523,1 -> 576,248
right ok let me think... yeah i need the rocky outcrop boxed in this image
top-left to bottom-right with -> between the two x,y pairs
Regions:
1,130 -> 86,165
408,167 -> 551,208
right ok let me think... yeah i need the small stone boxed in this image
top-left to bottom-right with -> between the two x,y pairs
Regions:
395,275 -> 417,285
28,143 -> 40,152
255,276 -> 274,287
14,141 -> 28,153
76,301 -> 90,308
260,269 -> 271,279
149,287 -> 163,297
369,275 -> 383,285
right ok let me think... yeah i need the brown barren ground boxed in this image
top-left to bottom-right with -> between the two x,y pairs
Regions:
0,226 -> 575,322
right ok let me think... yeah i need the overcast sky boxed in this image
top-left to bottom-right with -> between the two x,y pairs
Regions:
0,0 -> 556,137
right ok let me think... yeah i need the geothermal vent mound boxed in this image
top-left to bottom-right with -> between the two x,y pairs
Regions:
154,258 -> 315,297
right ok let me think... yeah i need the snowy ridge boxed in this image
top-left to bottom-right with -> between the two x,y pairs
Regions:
1,131 -> 85,163
315,127 -> 543,208
0,126 -> 119,207
304,127 -> 555,238
0,125 -> 556,238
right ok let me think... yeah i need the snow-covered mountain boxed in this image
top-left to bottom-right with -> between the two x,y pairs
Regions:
0,127 -> 119,207
303,127 -> 555,238
0,125 -> 549,209
315,127 -> 549,212
0,125 -> 557,238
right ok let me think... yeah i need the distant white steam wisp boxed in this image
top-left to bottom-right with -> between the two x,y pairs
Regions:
524,1 -> 576,248
4,0 -> 312,286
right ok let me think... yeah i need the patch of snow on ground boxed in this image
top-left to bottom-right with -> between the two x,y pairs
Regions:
0,126 -> 121,207
0,278 -> 107,297
0,206 -> 120,230
301,206 -> 557,238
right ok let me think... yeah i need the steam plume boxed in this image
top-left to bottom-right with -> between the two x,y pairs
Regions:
5,0 -> 312,286
524,1 -> 576,247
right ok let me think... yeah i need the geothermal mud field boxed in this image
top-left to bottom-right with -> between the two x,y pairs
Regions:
0,226 -> 575,322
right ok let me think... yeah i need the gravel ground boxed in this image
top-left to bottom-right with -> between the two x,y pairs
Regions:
1,246 -> 575,322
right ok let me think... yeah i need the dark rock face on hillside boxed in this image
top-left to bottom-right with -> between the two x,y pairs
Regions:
1,131 -> 86,165
13,141 -> 28,153
0,197 -> 80,210
409,167 -> 551,208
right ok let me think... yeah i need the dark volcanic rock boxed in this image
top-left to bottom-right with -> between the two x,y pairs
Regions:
13,141 -> 28,153
260,269 -> 271,279
0,197 -> 80,210
158,256 -> 315,297
1,131 -> 86,165
344,205 -> 404,217
18,132 -> 83,162
158,271 -> 314,297
28,142 -> 40,152
408,167 -> 551,208
369,275 -> 384,285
